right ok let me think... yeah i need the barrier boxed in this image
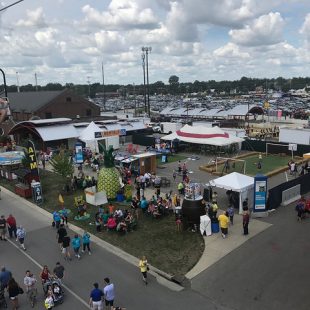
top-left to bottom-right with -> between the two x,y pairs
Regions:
281,184 -> 301,206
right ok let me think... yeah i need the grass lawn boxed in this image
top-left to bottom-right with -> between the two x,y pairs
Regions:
0,169 -> 204,276
215,154 -> 293,176
156,154 -> 187,166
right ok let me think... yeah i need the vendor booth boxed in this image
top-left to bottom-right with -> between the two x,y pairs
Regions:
209,172 -> 254,214
132,152 -> 157,175
14,168 -> 40,198
0,151 -> 24,181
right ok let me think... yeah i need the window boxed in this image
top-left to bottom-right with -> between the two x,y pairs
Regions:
66,97 -> 72,102
45,112 -> 52,119
86,109 -> 92,117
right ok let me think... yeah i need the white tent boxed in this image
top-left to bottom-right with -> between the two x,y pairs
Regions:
79,121 -> 102,152
79,121 -> 120,152
209,172 -> 254,214
162,124 -> 243,146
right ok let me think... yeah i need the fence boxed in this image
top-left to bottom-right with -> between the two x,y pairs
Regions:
242,139 -> 310,157
132,134 -> 155,146
267,172 -> 310,209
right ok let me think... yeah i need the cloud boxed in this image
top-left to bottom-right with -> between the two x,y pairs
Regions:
229,12 -> 284,46
16,7 -> 47,28
213,43 -> 250,59
80,1 -> 159,31
300,13 -> 310,42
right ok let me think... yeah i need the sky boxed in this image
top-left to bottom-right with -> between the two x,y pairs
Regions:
0,0 -> 309,86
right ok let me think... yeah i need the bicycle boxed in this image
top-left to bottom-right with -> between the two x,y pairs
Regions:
27,287 -> 37,308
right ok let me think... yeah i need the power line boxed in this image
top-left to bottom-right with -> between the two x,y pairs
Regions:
0,0 -> 24,13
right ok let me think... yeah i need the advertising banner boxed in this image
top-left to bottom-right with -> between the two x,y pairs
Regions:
27,140 -> 39,178
253,175 -> 268,212
31,181 -> 43,204
94,130 -> 120,138
75,142 -> 84,164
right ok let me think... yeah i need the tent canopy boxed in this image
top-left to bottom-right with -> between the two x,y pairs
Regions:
79,121 -> 102,141
303,153 -> 310,159
209,172 -> 254,192
162,124 -> 243,146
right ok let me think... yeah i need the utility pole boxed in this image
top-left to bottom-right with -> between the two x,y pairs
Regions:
35,73 -> 38,91
141,52 -> 147,114
87,76 -> 91,98
101,62 -> 105,110
16,72 -> 20,92
142,46 -> 152,118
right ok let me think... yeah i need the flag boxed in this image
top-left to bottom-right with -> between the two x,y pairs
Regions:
27,140 -> 39,178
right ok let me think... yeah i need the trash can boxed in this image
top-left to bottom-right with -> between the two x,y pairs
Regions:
211,220 -> 219,233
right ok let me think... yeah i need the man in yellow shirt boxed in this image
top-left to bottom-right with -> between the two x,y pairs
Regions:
218,211 -> 229,239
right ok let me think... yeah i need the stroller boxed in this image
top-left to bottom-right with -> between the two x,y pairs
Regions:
0,287 -> 7,308
43,278 -> 64,305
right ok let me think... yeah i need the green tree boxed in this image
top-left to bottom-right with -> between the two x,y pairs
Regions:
168,75 -> 180,94
49,153 -> 74,188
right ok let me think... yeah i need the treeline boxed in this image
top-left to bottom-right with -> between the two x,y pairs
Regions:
3,76 -> 310,98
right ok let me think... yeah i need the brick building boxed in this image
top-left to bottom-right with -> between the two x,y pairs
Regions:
8,89 -> 100,121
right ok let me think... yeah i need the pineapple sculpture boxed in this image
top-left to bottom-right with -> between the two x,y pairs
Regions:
97,145 -> 121,200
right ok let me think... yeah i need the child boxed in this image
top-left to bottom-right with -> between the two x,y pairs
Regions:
227,205 -> 234,225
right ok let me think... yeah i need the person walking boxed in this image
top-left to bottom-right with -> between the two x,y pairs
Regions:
16,226 -> 26,250
0,266 -> 12,289
24,270 -> 37,307
89,282 -> 104,310
61,207 -> 68,226
243,206 -> 250,235
103,277 -> 115,310
52,211 -> 61,229
227,205 -> 234,225
72,234 -> 81,259
218,211 -> 229,239
7,278 -> 22,310
62,235 -> 71,261
82,231 -> 91,255
139,256 -> 149,285
0,215 -> 7,241
53,262 -> 65,284
6,214 -> 17,239
56,224 -> 67,249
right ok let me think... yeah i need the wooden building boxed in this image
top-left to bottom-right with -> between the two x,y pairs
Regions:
8,89 -> 100,121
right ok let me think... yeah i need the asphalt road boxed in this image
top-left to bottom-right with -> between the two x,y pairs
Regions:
0,190 -> 221,310
191,203 -> 310,310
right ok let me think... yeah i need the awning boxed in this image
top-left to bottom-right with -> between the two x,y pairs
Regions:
162,124 -> 244,146
35,124 -> 79,141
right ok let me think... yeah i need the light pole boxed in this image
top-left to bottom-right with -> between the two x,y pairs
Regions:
142,46 -> 151,118
141,53 -> 147,114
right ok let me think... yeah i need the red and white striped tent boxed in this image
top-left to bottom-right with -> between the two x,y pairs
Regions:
162,124 -> 244,146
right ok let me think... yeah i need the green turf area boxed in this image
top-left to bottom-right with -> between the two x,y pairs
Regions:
215,154 -> 293,176
0,169 -> 203,276
156,154 -> 187,165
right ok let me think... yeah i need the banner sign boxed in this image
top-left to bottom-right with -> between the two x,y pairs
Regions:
120,129 -> 126,136
75,142 -> 84,164
253,175 -> 268,212
95,130 -> 120,138
31,181 -> 43,204
27,140 -> 39,177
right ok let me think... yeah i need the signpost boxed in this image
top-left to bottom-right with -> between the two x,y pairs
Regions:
75,142 -> 84,164
31,181 -> 43,205
253,174 -> 268,213
288,143 -> 297,159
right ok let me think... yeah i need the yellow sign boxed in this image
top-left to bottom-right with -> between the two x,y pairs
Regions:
263,101 -> 270,109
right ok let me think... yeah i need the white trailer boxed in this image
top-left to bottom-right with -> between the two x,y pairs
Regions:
279,127 -> 310,145
160,122 -> 182,134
